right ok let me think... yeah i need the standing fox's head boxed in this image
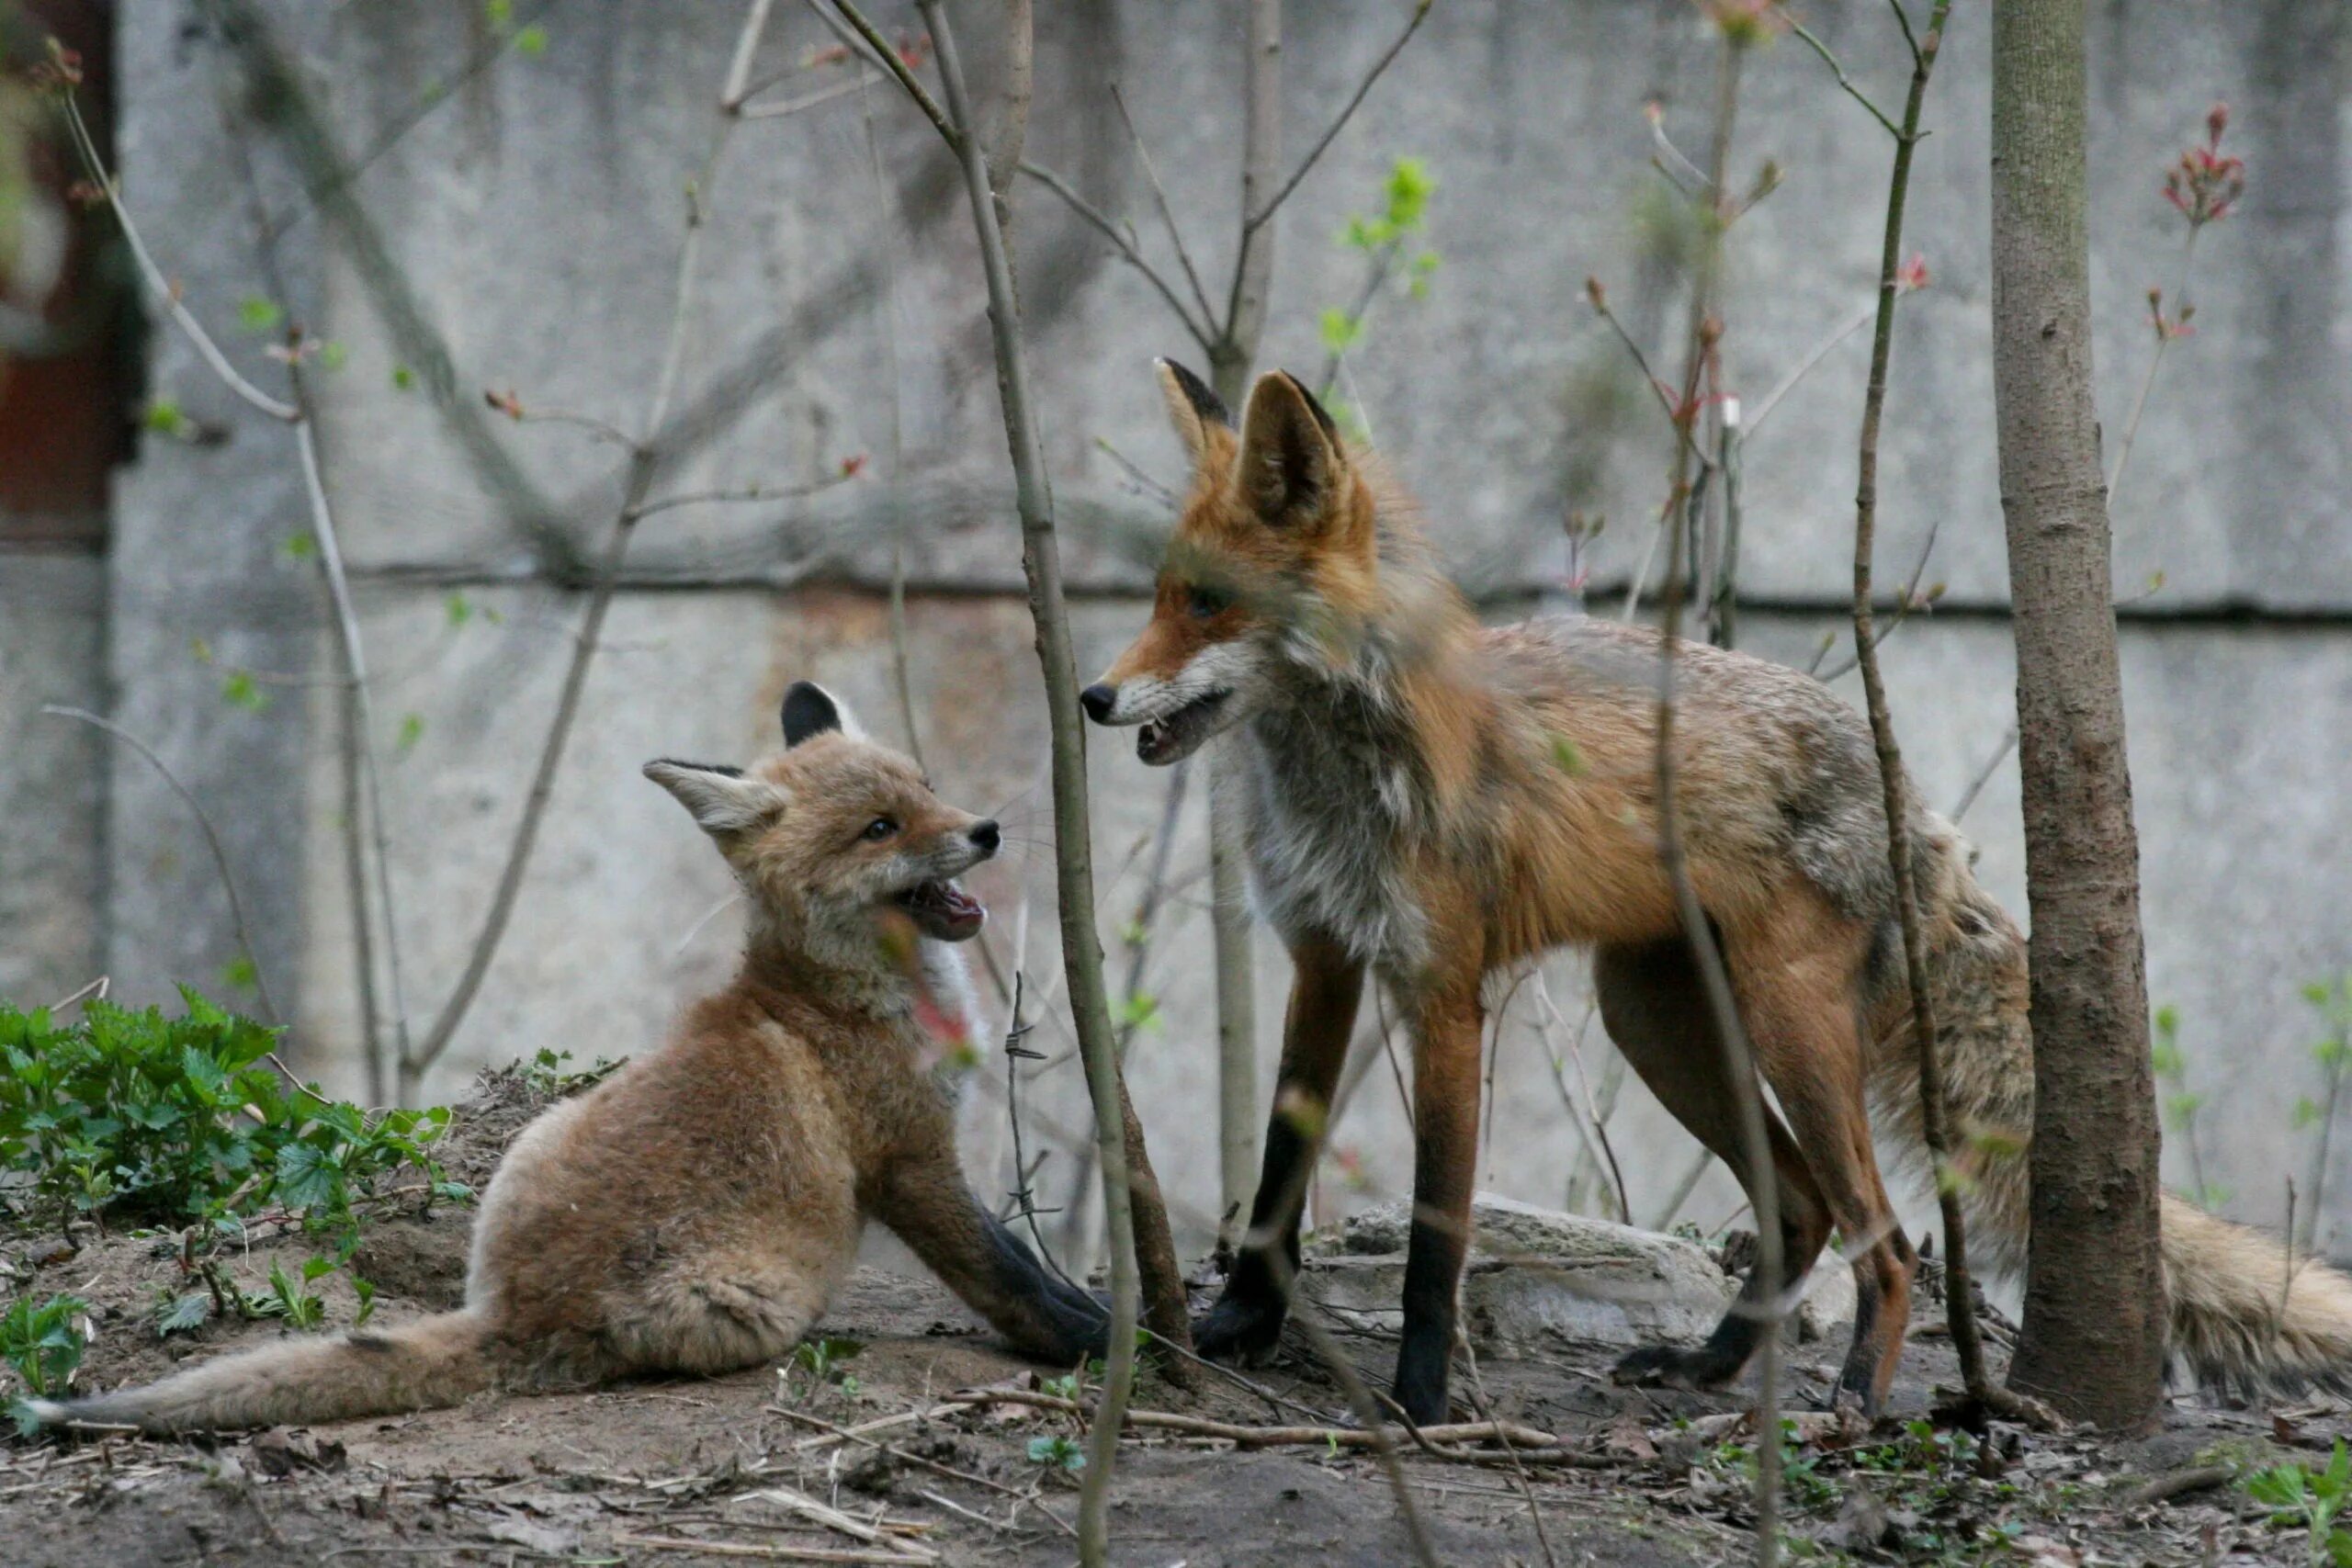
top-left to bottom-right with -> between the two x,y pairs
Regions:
644,683 -> 999,961
1081,361 -> 1402,765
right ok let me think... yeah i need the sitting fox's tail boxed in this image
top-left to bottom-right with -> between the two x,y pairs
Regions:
1871,816 -> 2352,1394
21,1310 -> 499,1435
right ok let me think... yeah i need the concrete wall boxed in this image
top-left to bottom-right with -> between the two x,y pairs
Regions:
3,0 -> 2346,1261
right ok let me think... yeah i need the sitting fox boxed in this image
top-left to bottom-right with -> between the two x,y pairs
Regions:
27,683 -> 1103,1434
1080,360 -> 2352,1425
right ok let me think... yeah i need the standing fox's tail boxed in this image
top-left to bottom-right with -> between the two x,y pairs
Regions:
21,1310 -> 500,1435
1870,817 -> 2352,1394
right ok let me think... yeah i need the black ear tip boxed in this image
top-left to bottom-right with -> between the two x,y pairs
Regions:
781,682 -> 844,748
1159,358 -> 1230,428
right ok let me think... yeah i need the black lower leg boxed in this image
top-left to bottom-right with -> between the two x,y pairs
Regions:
1391,1210 -> 1467,1425
1196,1107 -> 1316,1360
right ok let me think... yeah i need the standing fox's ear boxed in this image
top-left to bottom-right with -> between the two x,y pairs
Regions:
781,681 -> 866,747
643,760 -> 787,837
1155,357 -> 1232,469
1236,371 -> 1344,528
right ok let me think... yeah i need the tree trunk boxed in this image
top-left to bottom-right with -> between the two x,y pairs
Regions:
1989,0 -> 2165,1431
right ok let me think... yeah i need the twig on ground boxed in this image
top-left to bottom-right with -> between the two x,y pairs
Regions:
766,1405 -> 1073,1540
612,1537 -> 929,1566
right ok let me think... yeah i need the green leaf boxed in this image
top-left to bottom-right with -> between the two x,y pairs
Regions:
396,713 -> 425,754
514,23 -> 548,55
390,364 -> 415,392
281,532 -> 317,561
1384,157 -> 1435,231
144,399 -> 187,437
1318,307 -> 1362,355
221,955 -> 259,992
156,1292 -> 211,1337
317,340 -> 348,373
484,0 -> 514,27
220,670 -> 270,712
2295,1097 -> 2324,1130
237,296 -> 283,333
445,592 -> 473,627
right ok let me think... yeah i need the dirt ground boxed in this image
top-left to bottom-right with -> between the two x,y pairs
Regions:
3,1070 -> 2340,1567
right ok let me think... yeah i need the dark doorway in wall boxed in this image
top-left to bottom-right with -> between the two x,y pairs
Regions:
2,0 -> 139,553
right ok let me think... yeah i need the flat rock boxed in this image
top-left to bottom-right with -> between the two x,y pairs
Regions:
1300,1194 -> 1735,1353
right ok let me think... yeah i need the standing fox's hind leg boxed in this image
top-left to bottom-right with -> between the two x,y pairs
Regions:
1722,897 -> 1917,1416
1595,939 -> 1835,1393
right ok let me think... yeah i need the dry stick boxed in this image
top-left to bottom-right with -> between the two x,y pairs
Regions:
960,1387 -> 1557,1453
1108,80 -> 1219,332
867,6 -> 1179,1559
611,1537 -> 929,1566
1815,511 -> 1941,682
400,0 -> 773,1100
42,706 -> 286,1029
1845,0 -> 2044,1429
1012,161 -> 1213,345
767,1405 -> 1073,1540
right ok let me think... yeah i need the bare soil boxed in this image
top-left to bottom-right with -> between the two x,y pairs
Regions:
3,1072 -> 2336,1567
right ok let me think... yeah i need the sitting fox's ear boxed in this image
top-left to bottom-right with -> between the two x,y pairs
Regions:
643,760 -> 786,836
1156,357 -> 1233,470
1236,370 -> 1344,528
781,681 -> 866,747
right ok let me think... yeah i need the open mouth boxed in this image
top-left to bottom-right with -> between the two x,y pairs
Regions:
1137,691 -> 1231,766
895,879 -> 987,942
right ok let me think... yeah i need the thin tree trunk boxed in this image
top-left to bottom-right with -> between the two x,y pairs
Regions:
1989,0 -> 2165,1431
1204,0 -> 1281,1253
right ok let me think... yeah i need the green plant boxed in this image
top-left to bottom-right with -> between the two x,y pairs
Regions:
1315,157 -> 1441,434
2,1293 -> 88,1399
521,1046 -> 620,1100
785,1336 -> 863,1399
1027,1432 -> 1086,1473
2246,1441 -> 2352,1568
2296,976 -> 2352,1252
2151,1004 -> 2224,1208
0,989 -> 449,1236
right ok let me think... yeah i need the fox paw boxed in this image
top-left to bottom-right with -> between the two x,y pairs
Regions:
1193,1294 -> 1285,1366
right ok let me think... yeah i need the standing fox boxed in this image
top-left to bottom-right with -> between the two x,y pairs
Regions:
27,683 -> 1103,1434
1082,361 -> 2352,1424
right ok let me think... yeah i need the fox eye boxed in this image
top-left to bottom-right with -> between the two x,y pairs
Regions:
861,818 -> 898,842
1185,583 -> 1231,619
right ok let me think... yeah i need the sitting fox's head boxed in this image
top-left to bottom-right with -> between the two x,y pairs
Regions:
644,683 -> 998,965
1080,360 -> 1409,766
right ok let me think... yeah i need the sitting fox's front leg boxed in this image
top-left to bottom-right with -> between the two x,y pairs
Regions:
867,1152 -> 1107,1363
1195,934 -> 1364,1363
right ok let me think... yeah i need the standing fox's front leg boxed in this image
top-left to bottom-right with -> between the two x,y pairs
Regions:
1195,933 -> 1365,1362
1390,963 -> 1485,1427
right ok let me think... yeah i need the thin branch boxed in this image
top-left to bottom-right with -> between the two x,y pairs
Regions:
1845,0 -> 2046,1428
1108,81 -> 1218,331
1815,510 -> 1941,681
1786,21 -> 1904,140
719,0 -> 780,111
739,73 -> 870,120
2106,226 -> 2202,507
820,0 -> 956,147
43,707 -> 285,1030
402,0 -> 775,1097
295,405 -> 415,1089
1532,974 -> 1630,1226
60,95 -> 298,422
1949,727 -> 2016,824
1243,0 -> 1434,234
1017,161 -> 1215,345
1746,299 -> 1877,434
1092,437 -> 1181,510
629,473 -> 855,523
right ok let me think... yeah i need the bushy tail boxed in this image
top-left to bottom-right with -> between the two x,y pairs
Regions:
1870,815 -> 2352,1394
21,1311 -> 499,1435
